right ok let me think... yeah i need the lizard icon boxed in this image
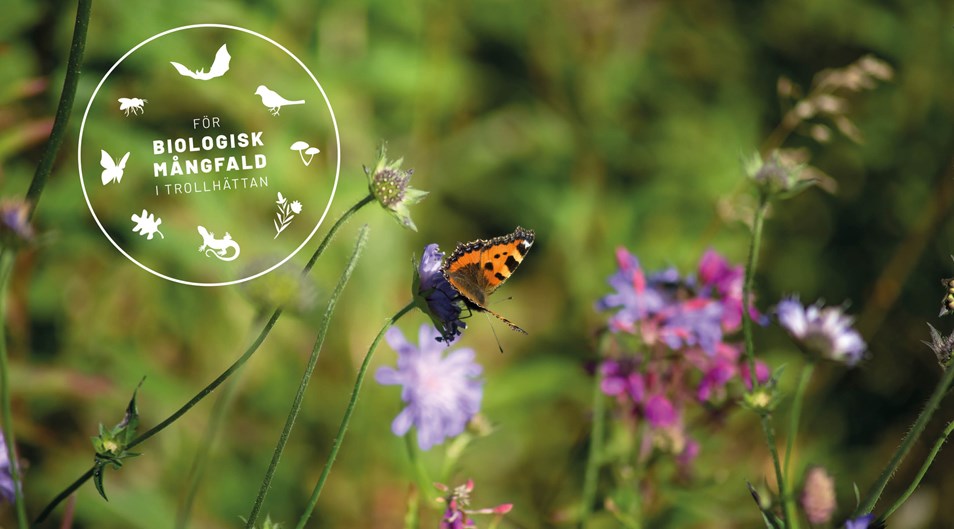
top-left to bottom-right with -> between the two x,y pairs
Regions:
197,226 -> 240,261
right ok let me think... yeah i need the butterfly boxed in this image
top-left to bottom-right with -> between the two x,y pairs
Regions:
100,150 -> 130,185
442,226 -> 534,334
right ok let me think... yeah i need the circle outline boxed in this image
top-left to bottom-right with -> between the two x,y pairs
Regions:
78,23 -> 341,287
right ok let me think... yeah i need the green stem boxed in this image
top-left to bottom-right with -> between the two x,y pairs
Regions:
783,362 -> 814,529
34,195 -> 375,524
245,226 -> 369,528
580,367 -> 607,528
404,431 -> 433,509
302,194 -> 373,275
882,415 -> 954,520
856,358 -> 954,516
0,251 -> 28,529
176,317 -> 259,529
25,0 -> 92,220
294,301 -> 416,529
759,413 -> 788,525
403,483 -> 420,529
742,199 -> 768,388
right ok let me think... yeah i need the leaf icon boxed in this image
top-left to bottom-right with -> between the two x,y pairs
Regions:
131,209 -> 165,240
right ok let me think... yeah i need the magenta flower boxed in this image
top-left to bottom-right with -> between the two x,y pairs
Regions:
375,324 -> 483,450
777,297 -> 866,366
698,249 -> 764,330
436,480 -> 512,529
644,394 -> 678,427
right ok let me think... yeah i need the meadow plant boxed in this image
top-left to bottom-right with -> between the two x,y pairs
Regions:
3,3 -> 954,529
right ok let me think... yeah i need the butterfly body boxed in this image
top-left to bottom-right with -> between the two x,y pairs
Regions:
442,226 -> 534,334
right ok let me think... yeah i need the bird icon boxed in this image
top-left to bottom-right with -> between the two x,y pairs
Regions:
254,85 -> 305,116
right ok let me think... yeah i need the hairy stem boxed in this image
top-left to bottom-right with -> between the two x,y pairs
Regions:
580,366 -> 607,528
0,251 -> 28,528
295,301 -> 416,529
882,415 -> 954,520
783,361 -> 814,529
742,199 -> 768,388
759,414 -> 788,526
856,358 -> 954,516
26,0 -> 92,219
245,226 -> 368,528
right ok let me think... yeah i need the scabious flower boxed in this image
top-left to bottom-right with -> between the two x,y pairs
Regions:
436,480 -> 512,529
0,431 -> 17,503
744,150 -> 814,200
375,324 -> 483,450
801,466 -> 836,524
844,514 -> 875,529
364,142 -> 428,231
413,243 -> 466,342
0,199 -> 34,249
777,297 -> 866,366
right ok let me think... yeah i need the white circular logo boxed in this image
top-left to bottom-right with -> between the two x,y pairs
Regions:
78,24 -> 339,286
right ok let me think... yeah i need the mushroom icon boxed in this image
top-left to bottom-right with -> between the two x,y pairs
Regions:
290,141 -> 321,166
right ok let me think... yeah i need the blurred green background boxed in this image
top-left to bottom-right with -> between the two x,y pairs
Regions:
3,0 -> 954,527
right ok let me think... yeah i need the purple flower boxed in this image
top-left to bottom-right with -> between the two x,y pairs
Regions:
0,431 -> 17,503
596,248 -> 666,332
844,514 -> 875,529
656,298 -> 725,355
413,244 -> 466,342
0,199 -> 33,248
376,324 -> 483,450
777,297 -> 867,366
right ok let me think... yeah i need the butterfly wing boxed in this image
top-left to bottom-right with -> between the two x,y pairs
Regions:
100,150 -> 117,184
443,226 -> 534,333
117,152 -> 130,170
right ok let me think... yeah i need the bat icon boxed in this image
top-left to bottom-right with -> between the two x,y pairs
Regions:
170,44 -> 231,81
100,150 -> 130,185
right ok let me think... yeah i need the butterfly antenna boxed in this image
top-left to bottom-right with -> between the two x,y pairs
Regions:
484,312 -> 505,353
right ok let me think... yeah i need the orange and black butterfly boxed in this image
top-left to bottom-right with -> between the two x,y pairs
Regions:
442,226 -> 534,334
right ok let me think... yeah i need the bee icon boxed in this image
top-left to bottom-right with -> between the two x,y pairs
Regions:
118,98 -> 147,116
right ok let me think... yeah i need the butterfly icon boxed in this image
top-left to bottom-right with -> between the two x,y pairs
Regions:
442,226 -> 534,334
100,149 -> 130,185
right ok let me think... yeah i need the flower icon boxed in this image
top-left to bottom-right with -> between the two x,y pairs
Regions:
273,192 -> 303,239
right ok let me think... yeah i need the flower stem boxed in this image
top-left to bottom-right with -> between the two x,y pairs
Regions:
34,195 -> 375,524
404,431 -> 434,509
244,226 -> 369,528
25,0 -> 92,220
758,413 -> 788,526
855,358 -> 954,516
580,366 -> 607,529
882,415 -> 954,520
0,250 -> 28,529
783,362 -> 814,529
742,198 -> 768,388
294,300 -> 416,529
